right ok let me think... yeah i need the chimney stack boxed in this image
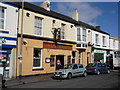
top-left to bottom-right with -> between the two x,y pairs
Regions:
96,26 -> 101,30
41,0 -> 50,11
72,8 -> 79,21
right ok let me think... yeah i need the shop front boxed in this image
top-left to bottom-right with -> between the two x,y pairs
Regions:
0,36 -> 17,79
17,37 -> 77,76
92,48 -> 107,63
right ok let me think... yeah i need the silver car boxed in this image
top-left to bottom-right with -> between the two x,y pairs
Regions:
53,63 -> 87,79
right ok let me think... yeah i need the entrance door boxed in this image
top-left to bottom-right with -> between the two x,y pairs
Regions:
56,55 -> 64,70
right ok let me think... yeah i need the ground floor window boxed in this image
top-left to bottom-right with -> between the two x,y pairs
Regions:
33,48 -> 42,69
67,56 -> 71,64
78,51 -> 82,64
50,55 -> 55,67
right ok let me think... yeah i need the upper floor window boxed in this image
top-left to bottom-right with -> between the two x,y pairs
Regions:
95,34 -> 99,45
77,28 -> 81,41
0,7 -> 5,29
34,16 -> 43,36
102,36 -> 106,46
61,24 -> 65,39
113,40 -> 115,47
82,27 -> 86,42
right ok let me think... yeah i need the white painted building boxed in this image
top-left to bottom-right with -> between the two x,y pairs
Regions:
0,2 -> 18,79
109,37 -> 120,69
91,27 -> 110,63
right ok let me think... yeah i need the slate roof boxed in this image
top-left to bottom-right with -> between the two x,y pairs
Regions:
5,2 -> 110,35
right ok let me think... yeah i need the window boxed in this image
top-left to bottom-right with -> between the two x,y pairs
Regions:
33,48 -> 42,68
113,40 -> 115,47
79,64 -> 83,68
73,64 -> 78,69
101,63 -> 107,67
67,56 -> 71,64
98,63 -> 102,67
0,7 -> 5,29
95,34 -> 99,45
61,24 -> 65,39
103,36 -> 106,46
50,55 -> 55,67
82,28 -> 86,42
34,16 -> 42,36
77,28 -> 81,41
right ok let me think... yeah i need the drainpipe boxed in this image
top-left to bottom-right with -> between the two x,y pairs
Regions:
19,1 -> 24,78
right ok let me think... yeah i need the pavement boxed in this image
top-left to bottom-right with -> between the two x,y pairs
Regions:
2,70 -> 120,88
4,73 -> 53,88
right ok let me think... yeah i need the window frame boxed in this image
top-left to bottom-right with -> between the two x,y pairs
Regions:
61,23 -> 65,40
34,16 -> 43,36
95,34 -> 99,45
102,36 -> 106,46
33,48 -> 42,69
0,6 -> 6,30
77,28 -> 81,41
82,27 -> 86,42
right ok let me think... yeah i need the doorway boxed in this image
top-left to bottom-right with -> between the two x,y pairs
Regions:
56,55 -> 64,70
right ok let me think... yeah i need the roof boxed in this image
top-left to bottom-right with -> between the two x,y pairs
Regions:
78,21 -> 110,35
5,2 -> 110,35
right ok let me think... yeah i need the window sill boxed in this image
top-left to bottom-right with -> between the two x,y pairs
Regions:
102,45 -> 106,47
95,44 -> 100,46
32,68 -> 44,71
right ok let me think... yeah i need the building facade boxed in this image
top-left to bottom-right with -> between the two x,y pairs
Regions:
2,1 -> 115,78
8,2 -> 80,76
0,2 -> 18,78
109,37 -> 120,69
91,28 -> 110,63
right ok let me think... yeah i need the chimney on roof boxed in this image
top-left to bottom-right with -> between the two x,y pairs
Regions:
72,8 -> 79,21
41,0 -> 50,11
96,26 -> 101,30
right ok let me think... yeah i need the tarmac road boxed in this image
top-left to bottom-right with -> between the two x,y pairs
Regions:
6,71 -> 120,88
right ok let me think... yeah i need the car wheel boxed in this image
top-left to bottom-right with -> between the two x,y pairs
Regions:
83,72 -> 87,77
107,70 -> 110,74
96,70 -> 100,75
67,73 -> 72,79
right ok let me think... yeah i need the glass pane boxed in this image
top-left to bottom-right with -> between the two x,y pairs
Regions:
33,59 -> 40,67
0,19 -> 4,29
34,17 -> 42,35
33,48 -> 41,67
0,7 -> 4,18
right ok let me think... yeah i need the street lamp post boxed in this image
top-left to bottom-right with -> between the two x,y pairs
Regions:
19,0 -> 24,78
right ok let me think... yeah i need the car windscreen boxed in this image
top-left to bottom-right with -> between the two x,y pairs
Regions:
63,64 -> 72,69
86,63 -> 96,67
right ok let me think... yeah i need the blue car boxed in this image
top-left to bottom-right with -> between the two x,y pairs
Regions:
86,63 -> 110,75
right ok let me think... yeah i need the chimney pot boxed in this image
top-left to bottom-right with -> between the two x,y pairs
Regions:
72,8 -> 79,21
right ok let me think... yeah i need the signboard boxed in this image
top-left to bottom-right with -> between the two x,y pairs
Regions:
0,67 -> 4,75
94,50 -> 106,53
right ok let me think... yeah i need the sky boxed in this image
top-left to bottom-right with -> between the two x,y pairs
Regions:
31,1 -> 119,37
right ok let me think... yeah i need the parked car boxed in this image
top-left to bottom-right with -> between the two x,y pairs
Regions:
53,63 -> 87,79
86,63 -> 110,75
